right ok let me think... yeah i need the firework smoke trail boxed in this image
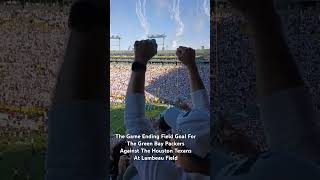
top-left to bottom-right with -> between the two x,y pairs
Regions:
171,0 -> 184,37
136,0 -> 149,38
203,0 -> 210,17
170,0 -> 184,48
196,0 -> 202,16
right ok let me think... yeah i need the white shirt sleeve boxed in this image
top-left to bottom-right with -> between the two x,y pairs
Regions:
125,93 -> 201,180
124,93 -> 153,134
191,89 -> 209,111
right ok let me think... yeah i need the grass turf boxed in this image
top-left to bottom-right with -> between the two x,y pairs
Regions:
0,104 -> 166,180
0,103 -> 167,179
0,132 -> 46,180
110,103 -> 168,134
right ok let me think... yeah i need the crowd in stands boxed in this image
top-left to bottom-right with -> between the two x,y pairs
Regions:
0,3 -> 69,109
212,4 -> 320,112
109,5 -> 320,177
0,3 -> 68,136
0,116 -> 46,138
0,3 -> 319,165
210,4 -> 320,152
110,63 -> 210,106
0,3 -> 210,109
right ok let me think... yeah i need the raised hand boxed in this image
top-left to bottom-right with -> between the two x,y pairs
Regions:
176,46 -> 196,68
134,39 -> 158,65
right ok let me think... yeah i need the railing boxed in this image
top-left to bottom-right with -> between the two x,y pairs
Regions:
110,57 -> 209,64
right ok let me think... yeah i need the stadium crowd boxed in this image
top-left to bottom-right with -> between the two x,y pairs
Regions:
0,3 -> 69,109
213,4 -> 320,112
0,3 -> 68,138
0,3 -> 210,110
209,3 -> 320,152
109,3 -> 320,179
0,2 -> 319,169
110,63 -> 210,106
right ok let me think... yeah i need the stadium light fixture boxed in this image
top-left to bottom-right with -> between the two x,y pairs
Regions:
110,35 -> 122,51
147,33 -> 166,51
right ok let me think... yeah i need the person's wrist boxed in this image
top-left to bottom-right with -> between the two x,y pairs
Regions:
132,61 -> 147,73
186,62 -> 197,70
134,57 -> 148,65
134,61 -> 147,66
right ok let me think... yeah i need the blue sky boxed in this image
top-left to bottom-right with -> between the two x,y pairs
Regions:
110,0 -> 210,50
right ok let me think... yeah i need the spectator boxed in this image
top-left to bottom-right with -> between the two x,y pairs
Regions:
124,39 -> 210,179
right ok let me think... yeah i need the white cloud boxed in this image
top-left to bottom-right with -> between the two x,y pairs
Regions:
172,40 -> 178,48
170,0 -> 184,37
203,0 -> 210,17
193,18 -> 205,33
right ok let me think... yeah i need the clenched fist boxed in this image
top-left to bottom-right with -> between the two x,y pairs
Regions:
176,46 -> 196,68
134,39 -> 158,65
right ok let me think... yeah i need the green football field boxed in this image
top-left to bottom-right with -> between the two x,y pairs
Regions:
110,103 -> 168,134
0,131 -> 46,180
0,103 -> 167,179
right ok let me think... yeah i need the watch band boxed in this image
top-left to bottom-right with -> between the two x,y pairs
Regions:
131,61 -> 147,72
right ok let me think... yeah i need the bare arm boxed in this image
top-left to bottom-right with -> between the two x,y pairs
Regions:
126,39 -> 157,95
229,0 -> 320,162
228,0 -> 303,97
53,27 -> 107,104
176,47 -> 205,92
176,47 -> 208,110
187,64 -> 205,92
250,11 -> 304,97
46,1 -> 108,179
53,1 -> 108,103
125,40 -> 192,180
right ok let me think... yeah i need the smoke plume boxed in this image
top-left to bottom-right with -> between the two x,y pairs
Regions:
170,0 -> 184,48
170,0 -> 184,37
203,0 -> 210,17
136,0 -> 149,38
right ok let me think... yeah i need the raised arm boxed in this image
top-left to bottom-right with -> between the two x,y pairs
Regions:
176,47 -> 205,92
124,41 -> 198,180
229,0 -> 320,162
46,1 -> 108,179
176,47 -> 209,110
229,0 -> 304,96
125,39 -> 157,134
125,39 -> 157,130
126,39 -> 157,95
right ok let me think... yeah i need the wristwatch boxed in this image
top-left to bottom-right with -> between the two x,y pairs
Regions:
131,61 -> 147,72
68,2 -> 108,32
